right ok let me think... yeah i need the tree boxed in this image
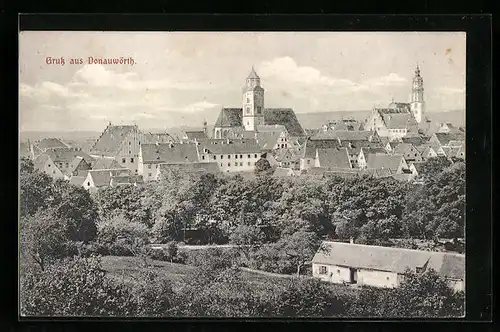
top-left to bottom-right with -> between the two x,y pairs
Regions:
229,224 -> 265,261
20,211 -> 70,271
96,212 -> 150,263
20,157 -> 35,175
254,157 -> 272,176
420,156 -> 452,181
276,231 -> 321,276
20,170 -> 55,218
52,180 -> 99,243
20,256 -> 136,317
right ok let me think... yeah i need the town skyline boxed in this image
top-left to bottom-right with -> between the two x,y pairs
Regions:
19,31 -> 466,132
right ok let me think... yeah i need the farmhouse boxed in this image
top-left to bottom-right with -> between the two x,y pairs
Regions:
312,241 -> 465,291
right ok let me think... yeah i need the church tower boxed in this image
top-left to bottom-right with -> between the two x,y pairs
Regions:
242,66 -> 265,131
410,64 -> 425,124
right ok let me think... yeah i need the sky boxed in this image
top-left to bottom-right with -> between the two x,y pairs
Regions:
19,31 -> 466,132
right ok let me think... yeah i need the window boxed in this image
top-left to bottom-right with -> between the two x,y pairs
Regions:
248,162 -> 251,166
87,182 -> 90,186
235,155 -> 238,159
337,269 -> 341,274
202,156 -> 205,160
254,154 -> 257,158
307,160 -> 310,165
256,106 -> 262,114
246,98 -> 250,103
148,164 -> 151,169
240,162 -> 243,166
227,155 -> 231,159
246,107 -> 251,115
129,141 -> 131,145
240,154 -> 243,159
221,155 -> 223,159
65,163 -> 69,168
319,266 -> 327,275
52,170 -> 55,174
213,156 -> 216,160
130,158 -> 134,163
228,163 -> 231,167
48,164 -> 51,167
129,150 -> 131,154
148,172 -> 152,177
386,276 -> 390,280
221,163 -> 223,167
247,154 -> 250,158
122,158 -> 126,163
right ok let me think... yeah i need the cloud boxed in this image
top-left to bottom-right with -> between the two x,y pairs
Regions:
363,73 -> 407,87
72,64 -> 218,91
258,57 -> 358,89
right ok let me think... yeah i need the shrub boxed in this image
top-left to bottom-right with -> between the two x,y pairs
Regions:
133,269 -> 178,317
96,213 -> 150,256
20,256 -> 137,317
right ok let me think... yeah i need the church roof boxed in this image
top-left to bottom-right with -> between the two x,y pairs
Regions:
90,125 -> 139,156
140,143 -> 199,164
214,108 -> 305,137
215,108 -> 244,128
263,108 -> 305,136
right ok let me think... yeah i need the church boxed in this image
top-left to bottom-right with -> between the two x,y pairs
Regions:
212,67 -> 305,139
366,65 -> 431,141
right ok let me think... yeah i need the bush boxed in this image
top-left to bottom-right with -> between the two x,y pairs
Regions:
20,256 -> 136,317
145,241 -> 183,263
96,213 -> 150,256
133,269 -> 178,317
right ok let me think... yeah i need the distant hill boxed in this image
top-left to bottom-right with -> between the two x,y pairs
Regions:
295,109 -> 465,129
19,110 -> 465,143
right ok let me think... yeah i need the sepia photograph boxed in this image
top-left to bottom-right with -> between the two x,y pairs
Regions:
19,30 -> 466,318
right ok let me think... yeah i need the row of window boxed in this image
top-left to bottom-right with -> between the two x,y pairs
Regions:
122,158 -> 134,163
202,154 -> 259,161
222,162 -> 253,167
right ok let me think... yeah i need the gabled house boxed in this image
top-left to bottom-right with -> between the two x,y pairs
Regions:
429,132 -> 465,148
68,156 -> 93,179
415,144 -> 438,160
33,154 -> 65,179
365,154 -> 408,175
90,124 -> 143,174
83,168 -> 139,193
300,138 -> 342,171
198,139 -> 263,174
44,148 -> 95,178
392,143 -> 423,164
181,130 -> 209,143
92,158 -> 125,170
274,148 -> 301,170
437,122 -> 462,134
312,241 -> 465,291
357,147 -> 388,169
32,138 -> 70,156
314,148 -> 352,170
138,142 -> 200,181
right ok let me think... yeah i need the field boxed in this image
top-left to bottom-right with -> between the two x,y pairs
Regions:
101,256 -> 360,297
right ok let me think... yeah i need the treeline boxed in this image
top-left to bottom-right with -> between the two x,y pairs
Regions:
19,156 -> 465,275
20,249 -> 464,318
